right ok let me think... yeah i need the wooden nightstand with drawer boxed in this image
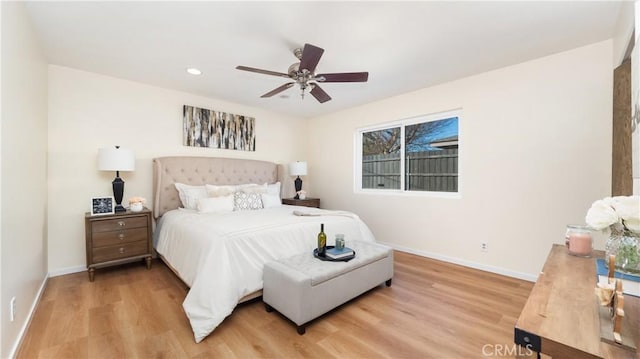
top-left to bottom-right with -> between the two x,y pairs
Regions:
85,208 -> 153,281
282,198 -> 320,208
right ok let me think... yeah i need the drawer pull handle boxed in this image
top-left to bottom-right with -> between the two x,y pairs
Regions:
118,234 -> 125,240
119,247 -> 125,254
118,221 -> 126,227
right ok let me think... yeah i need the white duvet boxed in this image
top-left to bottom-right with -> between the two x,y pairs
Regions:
154,205 -> 376,343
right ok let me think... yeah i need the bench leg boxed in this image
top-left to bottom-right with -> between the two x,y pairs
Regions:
386,278 -> 392,287
297,325 -> 306,335
265,303 -> 273,313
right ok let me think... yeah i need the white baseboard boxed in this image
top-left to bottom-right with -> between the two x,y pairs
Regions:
48,265 -> 85,277
380,242 -> 538,283
9,274 -> 48,359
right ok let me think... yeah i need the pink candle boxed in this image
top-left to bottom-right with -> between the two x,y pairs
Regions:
568,232 -> 592,257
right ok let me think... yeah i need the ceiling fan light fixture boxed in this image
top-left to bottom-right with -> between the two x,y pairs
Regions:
288,63 -> 300,79
186,68 -> 202,75
236,43 -> 368,103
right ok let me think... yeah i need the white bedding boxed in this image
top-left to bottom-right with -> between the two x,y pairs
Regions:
154,205 -> 376,343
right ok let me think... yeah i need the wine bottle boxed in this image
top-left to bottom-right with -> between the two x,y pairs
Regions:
318,223 -> 327,256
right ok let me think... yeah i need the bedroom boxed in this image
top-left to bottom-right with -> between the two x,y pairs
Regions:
2,1 -> 638,358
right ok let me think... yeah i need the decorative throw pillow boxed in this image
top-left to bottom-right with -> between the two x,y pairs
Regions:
205,184 -> 236,198
175,183 -> 208,210
233,192 -> 263,211
197,195 -> 234,213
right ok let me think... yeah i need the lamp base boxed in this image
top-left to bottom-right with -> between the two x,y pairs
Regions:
112,174 -> 126,213
294,176 -> 302,199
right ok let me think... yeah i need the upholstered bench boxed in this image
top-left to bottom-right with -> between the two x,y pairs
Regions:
263,241 -> 393,334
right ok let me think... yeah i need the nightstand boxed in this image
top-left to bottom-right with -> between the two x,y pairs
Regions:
84,208 -> 153,281
282,198 -> 320,208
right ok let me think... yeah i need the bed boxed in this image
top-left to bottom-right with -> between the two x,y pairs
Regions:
152,156 -> 376,343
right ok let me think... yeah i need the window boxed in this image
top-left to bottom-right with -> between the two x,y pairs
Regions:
356,110 -> 460,194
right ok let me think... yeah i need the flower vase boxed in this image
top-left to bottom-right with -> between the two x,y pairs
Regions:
605,229 -> 640,275
130,202 -> 143,212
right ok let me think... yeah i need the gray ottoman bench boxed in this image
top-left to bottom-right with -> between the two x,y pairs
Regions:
263,240 -> 393,334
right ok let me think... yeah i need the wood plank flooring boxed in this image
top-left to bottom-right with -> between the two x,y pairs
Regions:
16,251 -> 533,358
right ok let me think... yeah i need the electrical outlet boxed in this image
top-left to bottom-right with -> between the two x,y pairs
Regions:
10,297 -> 16,322
481,242 -> 488,252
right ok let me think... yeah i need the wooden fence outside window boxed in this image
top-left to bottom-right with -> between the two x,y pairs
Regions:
362,149 -> 458,192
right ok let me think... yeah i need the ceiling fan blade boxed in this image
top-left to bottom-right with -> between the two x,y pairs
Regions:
236,66 -> 290,78
310,84 -> 331,103
299,44 -> 324,73
316,72 -> 369,82
260,82 -> 294,98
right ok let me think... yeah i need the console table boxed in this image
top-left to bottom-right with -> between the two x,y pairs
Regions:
514,244 -> 640,358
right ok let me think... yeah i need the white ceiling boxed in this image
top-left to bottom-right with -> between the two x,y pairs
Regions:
24,1 -> 624,119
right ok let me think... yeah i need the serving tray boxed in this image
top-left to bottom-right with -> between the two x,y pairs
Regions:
313,246 -> 356,262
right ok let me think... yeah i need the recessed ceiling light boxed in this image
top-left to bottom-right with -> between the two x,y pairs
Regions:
186,68 -> 202,75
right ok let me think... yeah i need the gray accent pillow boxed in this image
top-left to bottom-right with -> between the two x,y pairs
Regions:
234,192 -> 263,211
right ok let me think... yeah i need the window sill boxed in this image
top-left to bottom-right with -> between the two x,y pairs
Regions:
354,189 -> 462,199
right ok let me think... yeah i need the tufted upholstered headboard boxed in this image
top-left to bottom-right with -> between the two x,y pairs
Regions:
152,156 -> 280,219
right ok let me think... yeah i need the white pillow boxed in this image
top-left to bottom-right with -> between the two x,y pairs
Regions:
266,182 -> 281,197
261,193 -> 282,208
175,183 -> 208,210
205,184 -> 236,198
197,195 -> 234,213
234,192 -> 263,211
237,183 -> 268,194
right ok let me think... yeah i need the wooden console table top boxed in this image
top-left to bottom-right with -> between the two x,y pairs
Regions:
515,244 -> 640,358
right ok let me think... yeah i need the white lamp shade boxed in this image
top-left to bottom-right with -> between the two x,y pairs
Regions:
289,161 -> 307,176
98,147 -> 135,171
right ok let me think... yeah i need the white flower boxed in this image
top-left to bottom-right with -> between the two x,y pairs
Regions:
625,217 -> 640,232
585,199 -> 620,230
585,195 -> 640,233
612,195 -> 640,222
128,196 -> 146,205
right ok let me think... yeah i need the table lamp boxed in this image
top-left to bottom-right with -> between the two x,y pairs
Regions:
289,161 -> 307,199
98,146 -> 135,212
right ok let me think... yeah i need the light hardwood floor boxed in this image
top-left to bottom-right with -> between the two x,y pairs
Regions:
17,251 -> 533,358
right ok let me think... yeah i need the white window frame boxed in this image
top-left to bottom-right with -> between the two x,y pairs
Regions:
354,109 -> 462,198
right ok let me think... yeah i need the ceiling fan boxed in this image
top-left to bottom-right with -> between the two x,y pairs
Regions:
236,43 -> 368,103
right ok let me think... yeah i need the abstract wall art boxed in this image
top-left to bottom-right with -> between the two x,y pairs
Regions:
183,105 -> 255,151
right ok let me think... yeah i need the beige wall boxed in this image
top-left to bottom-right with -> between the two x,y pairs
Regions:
1,2 -> 49,357
307,41 -> 613,280
47,66 -> 307,273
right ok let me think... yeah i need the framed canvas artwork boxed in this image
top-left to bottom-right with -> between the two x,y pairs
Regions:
183,105 -> 255,151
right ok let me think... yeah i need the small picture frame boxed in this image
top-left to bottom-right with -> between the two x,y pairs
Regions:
91,196 -> 115,216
